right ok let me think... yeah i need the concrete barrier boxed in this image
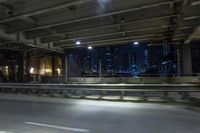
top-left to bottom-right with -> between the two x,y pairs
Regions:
68,77 -> 200,84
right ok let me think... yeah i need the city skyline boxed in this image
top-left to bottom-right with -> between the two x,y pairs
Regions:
67,42 -> 181,77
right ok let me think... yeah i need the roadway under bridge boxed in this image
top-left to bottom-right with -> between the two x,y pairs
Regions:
0,94 -> 200,133
0,1 -> 200,133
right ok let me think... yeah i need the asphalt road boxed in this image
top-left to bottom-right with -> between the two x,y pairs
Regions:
0,94 -> 200,133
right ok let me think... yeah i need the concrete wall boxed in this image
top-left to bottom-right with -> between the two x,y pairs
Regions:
68,77 -> 200,84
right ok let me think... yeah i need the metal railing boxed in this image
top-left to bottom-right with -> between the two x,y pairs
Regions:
0,83 -> 200,101
26,73 -> 200,83
68,73 -> 200,78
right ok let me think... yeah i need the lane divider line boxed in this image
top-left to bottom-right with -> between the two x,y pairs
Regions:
25,122 -> 90,133
0,131 -> 14,133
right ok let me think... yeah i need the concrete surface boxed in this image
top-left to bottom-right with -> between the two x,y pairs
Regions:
0,94 -> 200,133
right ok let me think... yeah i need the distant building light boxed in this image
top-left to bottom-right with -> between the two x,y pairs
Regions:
30,67 -> 34,74
57,68 -> 61,75
134,42 -> 139,45
44,69 -> 52,74
76,41 -> 81,45
88,46 -> 92,50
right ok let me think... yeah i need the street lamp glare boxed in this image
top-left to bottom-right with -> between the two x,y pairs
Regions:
88,46 -> 92,49
76,41 -> 81,45
134,42 -> 139,45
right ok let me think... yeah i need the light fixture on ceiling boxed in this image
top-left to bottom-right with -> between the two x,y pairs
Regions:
88,46 -> 92,50
76,41 -> 81,45
134,41 -> 139,45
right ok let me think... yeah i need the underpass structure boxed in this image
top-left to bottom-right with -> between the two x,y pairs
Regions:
0,0 -> 199,49
0,1 -> 200,132
0,0 -> 199,82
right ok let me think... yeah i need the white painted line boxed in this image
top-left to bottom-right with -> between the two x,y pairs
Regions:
25,122 -> 90,133
0,131 -> 14,133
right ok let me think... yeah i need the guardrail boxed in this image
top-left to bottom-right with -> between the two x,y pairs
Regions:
0,83 -> 200,101
67,77 -> 200,84
28,74 -> 200,83
66,73 -> 200,78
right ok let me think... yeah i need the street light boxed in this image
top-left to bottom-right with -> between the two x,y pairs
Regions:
30,67 -> 34,74
134,41 -> 139,45
88,46 -> 92,50
76,41 -> 81,45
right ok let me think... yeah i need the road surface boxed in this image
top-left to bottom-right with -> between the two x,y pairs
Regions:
0,94 -> 200,133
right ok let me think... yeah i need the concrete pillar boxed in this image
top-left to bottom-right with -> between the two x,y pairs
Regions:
52,54 -> 56,78
182,43 -> 192,76
176,45 -> 181,76
18,53 -> 24,82
25,52 -> 31,82
61,55 -> 68,82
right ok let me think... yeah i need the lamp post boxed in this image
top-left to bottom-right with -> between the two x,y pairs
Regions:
99,60 -> 102,78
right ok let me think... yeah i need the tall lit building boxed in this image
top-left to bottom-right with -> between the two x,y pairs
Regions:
113,47 -> 120,73
148,45 -> 163,68
97,46 -> 120,74
82,55 -> 92,74
129,51 -> 137,75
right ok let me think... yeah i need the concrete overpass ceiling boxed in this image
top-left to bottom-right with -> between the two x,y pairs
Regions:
0,0 -> 199,51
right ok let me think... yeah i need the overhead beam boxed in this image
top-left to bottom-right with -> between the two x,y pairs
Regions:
27,14 -> 179,39
0,0 -> 92,24
184,26 -> 200,43
0,28 -> 63,53
59,33 -> 170,48
62,37 -> 169,49
191,1 -> 200,6
52,25 -> 174,46
22,0 -> 177,32
0,44 -> 26,52
54,20 -> 198,46
56,25 -> 192,46
21,17 -> 37,25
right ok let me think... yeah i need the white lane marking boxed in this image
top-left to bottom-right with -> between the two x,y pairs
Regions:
0,131 -> 14,133
25,122 -> 90,133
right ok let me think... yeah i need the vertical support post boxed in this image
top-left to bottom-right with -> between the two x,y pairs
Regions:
6,53 -> 15,82
182,43 -> 192,76
18,53 -> 24,83
99,60 -> 102,78
9,65 -> 15,82
128,53 -> 131,72
25,52 -> 31,82
52,54 -> 56,79
176,45 -> 181,77
61,55 -> 68,83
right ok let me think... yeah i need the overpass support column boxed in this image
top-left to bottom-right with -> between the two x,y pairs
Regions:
52,54 -> 56,78
61,55 -> 68,83
176,45 -> 181,76
18,53 -> 24,82
181,43 -> 192,76
25,52 -> 31,82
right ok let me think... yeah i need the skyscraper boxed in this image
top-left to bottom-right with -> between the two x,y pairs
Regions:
97,46 -> 120,74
